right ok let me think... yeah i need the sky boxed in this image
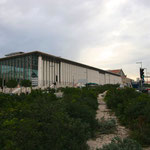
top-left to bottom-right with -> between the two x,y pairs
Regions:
0,0 -> 150,80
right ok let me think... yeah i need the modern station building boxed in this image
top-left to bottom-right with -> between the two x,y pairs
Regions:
0,51 -> 122,87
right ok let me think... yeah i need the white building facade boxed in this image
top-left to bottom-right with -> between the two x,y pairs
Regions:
37,51 -> 122,88
0,51 -> 122,87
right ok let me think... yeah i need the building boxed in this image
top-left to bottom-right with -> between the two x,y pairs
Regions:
108,69 -> 133,87
0,51 -> 122,88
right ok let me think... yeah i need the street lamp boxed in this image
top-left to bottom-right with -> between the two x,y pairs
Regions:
136,61 -> 142,68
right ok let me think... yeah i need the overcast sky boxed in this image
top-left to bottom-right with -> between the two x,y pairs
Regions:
0,0 -> 150,80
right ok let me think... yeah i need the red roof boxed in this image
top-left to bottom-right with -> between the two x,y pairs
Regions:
108,69 -> 122,74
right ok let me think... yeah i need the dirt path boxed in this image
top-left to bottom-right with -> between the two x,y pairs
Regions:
87,92 -> 129,150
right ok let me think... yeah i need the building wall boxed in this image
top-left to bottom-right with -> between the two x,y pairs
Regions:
38,56 -> 61,87
38,56 -> 122,87
0,52 -> 122,88
99,73 -> 105,85
103,73 -> 122,85
60,62 -> 106,86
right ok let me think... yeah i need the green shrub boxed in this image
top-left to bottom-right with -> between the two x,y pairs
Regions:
105,88 -> 150,145
98,117 -> 116,134
6,80 -> 18,88
0,87 -> 100,150
20,79 -> 31,87
0,85 -> 120,150
97,137 -> 142,150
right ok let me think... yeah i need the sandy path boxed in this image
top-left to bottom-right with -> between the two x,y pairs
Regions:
87,92 -> 129,150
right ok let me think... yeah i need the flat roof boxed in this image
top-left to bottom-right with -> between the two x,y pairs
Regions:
0,51 -> 121,77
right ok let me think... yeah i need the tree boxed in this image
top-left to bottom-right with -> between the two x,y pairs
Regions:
20,80 -> 32,94
6,80 -> 18,93
20,80 -> 31,87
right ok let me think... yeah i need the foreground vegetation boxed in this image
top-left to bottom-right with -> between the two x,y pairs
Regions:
1,84 -> 148,149
97,137 -> 142,150
105,88 -> 150,146
0,87 -> 101,150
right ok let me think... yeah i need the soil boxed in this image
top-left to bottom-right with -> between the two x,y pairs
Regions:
87,92 -> 130,150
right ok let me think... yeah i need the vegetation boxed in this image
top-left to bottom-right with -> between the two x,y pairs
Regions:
20,79 -> 31,88
87,84 -> 119,95
0,84 -> 146,149
97,137 -> 142,150
0,78 -> 2,88
20,79 -> 32,93
0,87 -> 99,150
98,117 -> 116,134
6,79 -> 18,93
6,79 -> 18,88
105,88 -> 150,146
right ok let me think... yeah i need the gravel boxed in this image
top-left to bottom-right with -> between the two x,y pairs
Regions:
87,92 -> 129,150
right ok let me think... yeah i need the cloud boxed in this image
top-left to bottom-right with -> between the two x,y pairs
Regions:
0,0 -> 150,80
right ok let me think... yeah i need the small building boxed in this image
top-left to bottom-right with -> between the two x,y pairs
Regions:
0,51 -> 122,88
108,69 -> 133,87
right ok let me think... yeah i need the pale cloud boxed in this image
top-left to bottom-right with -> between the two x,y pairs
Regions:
0,0 -> 150,80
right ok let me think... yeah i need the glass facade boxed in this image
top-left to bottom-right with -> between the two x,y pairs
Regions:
0,54 -> 38,86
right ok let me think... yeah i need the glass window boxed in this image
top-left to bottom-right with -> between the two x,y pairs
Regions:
0,54 -> 39,86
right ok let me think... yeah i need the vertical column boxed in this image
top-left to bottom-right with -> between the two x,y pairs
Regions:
70,64 -> 72,85
47,60 -> 50,86
59,62 -> 61,84
53,61 -> 55,83
45,58 -> 47,86
104,73 -> 106,85
44,59 -> 46,86
53,60 -> 55,83
66,64 -> 68,85
51,61 -> 54,83
64,63 -> 66,85
38,56 -> 43,87
63,63 -> 65,85
57,62 -> 59,83
54,61 -> 56,83
58,62 -> 59,83
60,62 -> 62,85
62,62 -> 65,85
68,64 -> 70,85
49,60 -> 51,85
55,62 -> 57,83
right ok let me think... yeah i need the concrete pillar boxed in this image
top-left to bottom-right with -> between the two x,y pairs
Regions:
44,60 -> 46,86
38,56 -> 43,87
60,62 -> 63,85
50,61 -> 52,84
47,60 -> 50,86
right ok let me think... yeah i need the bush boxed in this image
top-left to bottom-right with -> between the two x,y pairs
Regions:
98,117 -> 116,134
105,88 -> 150,145
97,137 -> 142,150
0,85 -> 121,150
20,80 -> 31,87
0,87 -> 100,150
62,87 -> 99,137
6,80 -> 18,88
